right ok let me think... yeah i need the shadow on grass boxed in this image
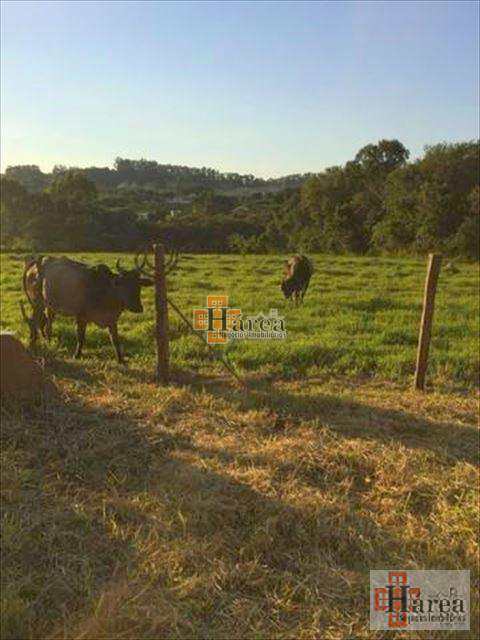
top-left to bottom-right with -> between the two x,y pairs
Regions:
1,393 -> 193,638
2,347 -> 478,637
2,380 -> 415,640
343,297 -> 420,313
33,323 -> 158,366
190,376 -> 478,468
44,354 -> 96,385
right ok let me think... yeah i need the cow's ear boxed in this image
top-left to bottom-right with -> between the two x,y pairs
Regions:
139,278 -> 154,287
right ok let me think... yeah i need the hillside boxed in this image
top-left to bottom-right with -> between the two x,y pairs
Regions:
3,159 -> 312,195
2,139 -> 479,258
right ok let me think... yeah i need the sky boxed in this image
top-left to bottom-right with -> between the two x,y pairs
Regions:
1,0 -> 479,178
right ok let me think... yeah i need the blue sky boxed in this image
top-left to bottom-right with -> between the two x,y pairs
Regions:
1,0 -> 478,177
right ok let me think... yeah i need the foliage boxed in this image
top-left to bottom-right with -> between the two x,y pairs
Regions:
4,164 -> 49,192
449,186 -> 480,260
228,232 -> 267,254
376,141 -> 479,255
1,140 -> 479,258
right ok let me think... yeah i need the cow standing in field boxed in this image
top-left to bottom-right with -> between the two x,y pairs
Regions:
22,254 -> 173,363
281,255 -> 313,305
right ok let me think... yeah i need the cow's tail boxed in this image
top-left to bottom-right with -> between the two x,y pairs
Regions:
23,257 -> 36,307
23,255 -> 44,307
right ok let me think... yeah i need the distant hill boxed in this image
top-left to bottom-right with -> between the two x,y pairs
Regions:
3,158 -> 315,194
3,140 -> 477,259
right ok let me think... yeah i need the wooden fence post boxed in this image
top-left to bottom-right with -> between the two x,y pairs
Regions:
414,253 -> 442,391
154,243 -> 170,384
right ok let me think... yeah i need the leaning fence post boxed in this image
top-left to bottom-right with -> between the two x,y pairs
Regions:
153,243 -> 170,384
414,253 -> 442,391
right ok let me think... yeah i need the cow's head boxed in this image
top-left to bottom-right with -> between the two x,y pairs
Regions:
115,259 -> 153,313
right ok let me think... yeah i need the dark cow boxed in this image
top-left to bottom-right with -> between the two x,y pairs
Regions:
22,255 -> 159,363
281,255 -> 313,305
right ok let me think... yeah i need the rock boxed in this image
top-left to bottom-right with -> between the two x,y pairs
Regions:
0,333 -> 55,400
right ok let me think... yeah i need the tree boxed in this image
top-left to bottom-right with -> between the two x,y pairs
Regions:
4,165 -> 49,192
373,140 -> 479,255
449,186 -> 480,260
354,139 -> 410,174
1,177 -> 30,245
48,170 -> 97,204
1,140 -> 478,257
47,170 -> 98,250
300,165 -> 370,252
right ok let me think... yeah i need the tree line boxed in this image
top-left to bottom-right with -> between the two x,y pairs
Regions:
1,139 -> 478,258
3,159 -> 310,194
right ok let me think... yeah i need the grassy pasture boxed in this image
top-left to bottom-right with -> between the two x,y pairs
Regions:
0,253 -> 478,387
1,252 -> 479,639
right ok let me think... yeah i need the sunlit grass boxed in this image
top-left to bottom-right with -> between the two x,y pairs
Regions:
1,253 -> 477,388
1,252 -> 478,639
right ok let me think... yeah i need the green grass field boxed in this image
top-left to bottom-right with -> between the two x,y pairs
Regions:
1,253 -> 479,639
1,253 -> 478,387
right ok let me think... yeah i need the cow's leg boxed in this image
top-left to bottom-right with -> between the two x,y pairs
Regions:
20,301 -> 39,348
32,301 -> 47,339
108,324 -> 124,364
30,320 -> 39,348
45,307 -> 55,341
74,318 -> 87,359
300,282 -> 309,304
30,271 -> 48,339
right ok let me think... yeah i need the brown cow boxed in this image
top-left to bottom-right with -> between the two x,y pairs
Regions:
22,255 -> 157,363
281,255 -> 313,305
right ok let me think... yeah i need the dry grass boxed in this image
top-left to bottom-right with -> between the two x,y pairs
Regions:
1,252 -> 478,637
2,359 -> 478,639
